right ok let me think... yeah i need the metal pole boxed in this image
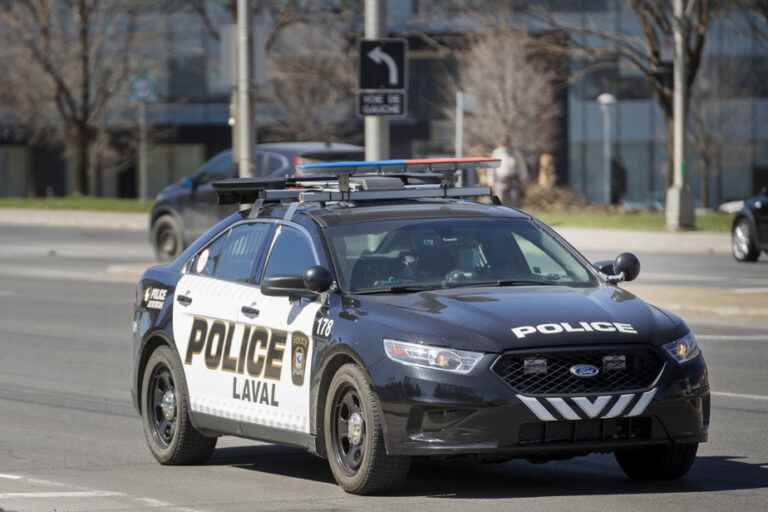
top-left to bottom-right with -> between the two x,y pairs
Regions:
237,0 -> 254,177
364,0 -> 389,161
666,0 -> 694,229
602,105 -> 612,204
138,100 -> 148,202
454,91 -> 464,158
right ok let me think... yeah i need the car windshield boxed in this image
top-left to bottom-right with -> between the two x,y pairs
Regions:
326,218 -> 597,293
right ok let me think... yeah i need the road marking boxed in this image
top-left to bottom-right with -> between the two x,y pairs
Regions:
0,473 -> 22,480
697,334 -> 768,341
0,290 -> 14,296
712,391 -> 768,401
731,287 -> 768,294
133,497 -> 207,512
0,490 -> 124,499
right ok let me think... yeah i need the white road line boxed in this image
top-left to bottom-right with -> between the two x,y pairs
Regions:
0,290 -> 14,296
697,334 -> 768,341
731,287 -> 768,294
133,497 -> 208,512
0,490 -> 124,499
0,473 -> 22,480
712,391 -> 768,401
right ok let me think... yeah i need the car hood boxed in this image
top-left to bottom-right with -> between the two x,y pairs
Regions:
353,285 -> 686,353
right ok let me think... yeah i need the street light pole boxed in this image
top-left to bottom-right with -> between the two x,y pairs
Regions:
364,0 -> 389,161
237,0 -> 254,177
598,93 -> 616,205
666,0 -> 694,229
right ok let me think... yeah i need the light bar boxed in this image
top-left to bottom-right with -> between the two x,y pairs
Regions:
298,157 -> 500,174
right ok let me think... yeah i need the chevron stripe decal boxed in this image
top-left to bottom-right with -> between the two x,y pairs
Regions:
516,389 -> 657,421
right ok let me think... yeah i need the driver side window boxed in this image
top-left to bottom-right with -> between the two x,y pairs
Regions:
196,152 -> 235,185
264,227 -> 317,277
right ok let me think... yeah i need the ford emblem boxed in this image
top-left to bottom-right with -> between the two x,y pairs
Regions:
570,364 -> 600,378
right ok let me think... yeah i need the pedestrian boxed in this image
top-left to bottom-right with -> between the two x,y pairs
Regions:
491,145 -> 527,206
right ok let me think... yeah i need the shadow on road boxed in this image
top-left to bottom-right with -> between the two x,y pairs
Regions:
209,445 -> 768,498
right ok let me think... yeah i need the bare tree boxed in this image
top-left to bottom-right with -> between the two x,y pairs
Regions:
528,0 -> 725,188
0,0 -> 161,195
181,0 -> 359,142
444,28 -> 560,161
688,56 -> 751,207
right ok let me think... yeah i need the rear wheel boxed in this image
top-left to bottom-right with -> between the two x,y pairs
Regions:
141,345 -> 216,465
152,215 -> 184,262
732,218 -> 760,262
615,443 -> 698,481
324,363 -> 410,494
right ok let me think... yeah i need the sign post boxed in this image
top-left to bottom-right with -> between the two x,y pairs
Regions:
129,74 -> 158,203
360,0 -> 406,160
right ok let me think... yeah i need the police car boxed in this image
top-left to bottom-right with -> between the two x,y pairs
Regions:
131,158 -> 710,494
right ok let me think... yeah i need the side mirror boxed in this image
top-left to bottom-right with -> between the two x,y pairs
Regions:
180,176 -> 195,189
261,275 -> 315,298
593,253 -> 640,283
304,265 -> 333,293
261,266 -> 333,298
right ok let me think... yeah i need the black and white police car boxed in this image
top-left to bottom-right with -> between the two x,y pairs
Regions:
131,158 -> 710,494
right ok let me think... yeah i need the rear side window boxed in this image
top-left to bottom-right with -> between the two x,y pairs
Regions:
264,227 -> 317,277
193,223 -> 272,283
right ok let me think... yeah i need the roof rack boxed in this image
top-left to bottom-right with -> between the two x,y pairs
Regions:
212,157 -> 500,206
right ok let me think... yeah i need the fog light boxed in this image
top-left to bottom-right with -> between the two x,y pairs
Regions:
603,355 -> 626,371
524,358 -> 547,375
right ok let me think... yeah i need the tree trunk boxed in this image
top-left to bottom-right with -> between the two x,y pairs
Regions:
700,164 -> 709,208
76,124 -> 90,195
665,113 -> 674,189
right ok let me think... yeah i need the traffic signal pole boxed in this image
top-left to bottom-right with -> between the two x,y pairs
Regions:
237,0 -> 255,177
364,0 -> 390,160
666,0 -> 694,230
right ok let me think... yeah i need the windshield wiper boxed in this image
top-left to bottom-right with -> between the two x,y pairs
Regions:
354,285 -> 438,294
448,279 -> 562,288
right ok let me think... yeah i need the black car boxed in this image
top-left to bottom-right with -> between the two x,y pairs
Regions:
149,142 -> 363,261
732,187 -> 768,262
131,158 -> 710,495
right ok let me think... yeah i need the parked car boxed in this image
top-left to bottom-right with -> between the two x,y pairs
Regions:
149,143 -> 364,261
731,187 -> 768,262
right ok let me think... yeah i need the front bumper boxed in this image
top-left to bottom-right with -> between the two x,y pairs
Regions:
371,351 -> 709,457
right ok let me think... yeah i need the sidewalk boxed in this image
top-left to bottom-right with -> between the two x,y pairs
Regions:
0,208 -> 146,232
0,207 -> 731,255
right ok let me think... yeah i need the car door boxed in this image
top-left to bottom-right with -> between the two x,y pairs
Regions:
187,152 -> 238,240
172,222 -> 273,421
238,224 -> 323,434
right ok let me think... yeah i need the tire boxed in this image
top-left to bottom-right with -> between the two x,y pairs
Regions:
615,443 -> 698,481
141,345 -> 217,465
324,363 -> 410,494
732,218 -> 760,262
152,214 -> 184,262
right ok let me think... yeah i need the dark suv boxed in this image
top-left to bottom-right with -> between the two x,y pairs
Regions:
149,143 -> 363,260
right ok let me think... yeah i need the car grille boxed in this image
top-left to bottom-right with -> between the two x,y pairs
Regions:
492,346 -> 663,396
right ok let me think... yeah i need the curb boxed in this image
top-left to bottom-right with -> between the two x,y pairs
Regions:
0,208 -> 146,232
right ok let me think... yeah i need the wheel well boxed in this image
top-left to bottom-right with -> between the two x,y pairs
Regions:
136,335 -> 171,414
314,353 -> 357,458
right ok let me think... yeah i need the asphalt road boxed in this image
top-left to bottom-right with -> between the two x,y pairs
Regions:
1,225 -> 767,512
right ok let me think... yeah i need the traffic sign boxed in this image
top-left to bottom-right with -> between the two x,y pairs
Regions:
358,38 -> 407,117
358,91 -> 406,116
129,74 -> 158,103
359,39 -> 407,90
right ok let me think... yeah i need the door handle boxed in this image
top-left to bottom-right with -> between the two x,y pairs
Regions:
241,305 -> 260,317
177,294 -> 193,306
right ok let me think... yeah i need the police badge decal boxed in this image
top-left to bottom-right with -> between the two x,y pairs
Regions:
291,332 -> 309,386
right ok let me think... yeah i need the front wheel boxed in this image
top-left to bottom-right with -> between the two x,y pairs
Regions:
324,363 -> 410,494
141,345 -> 216,465
615,443 -> 698,481
152,215 -> 184,262
732,218 -> 760,262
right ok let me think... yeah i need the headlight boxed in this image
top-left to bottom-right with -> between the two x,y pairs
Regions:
663,332 -> 700,364
383,339 -> 484,374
